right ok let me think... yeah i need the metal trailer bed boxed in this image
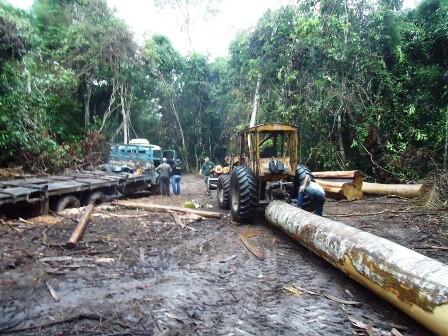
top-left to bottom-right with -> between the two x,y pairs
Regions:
0,171 -> 154,217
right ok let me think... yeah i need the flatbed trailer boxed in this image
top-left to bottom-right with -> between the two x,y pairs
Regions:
0,171 -> 156,217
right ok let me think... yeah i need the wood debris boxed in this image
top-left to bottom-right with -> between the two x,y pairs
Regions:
240,230 -> 265,260
66,203 -> 95,249
114,200 -> 221,218
45,281 -> 60,302
324,293 -> 361,306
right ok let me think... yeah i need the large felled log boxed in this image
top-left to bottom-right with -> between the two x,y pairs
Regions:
312,170 -> 363,179
362,182 -> 427,198
66,203 -> 95,249
265,201 -> 448,336
313,170 -> 364,201
315,179 -> 363,201
114,200 -> 221,219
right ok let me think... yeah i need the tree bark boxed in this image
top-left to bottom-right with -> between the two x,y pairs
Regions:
120,84 -> 129,144
84,82 -> 92,130
337,109 -> 346,162
24,66 -> 31,95
250,73 -> 262,128
265,201 -> 448,336
444,108 -> 448,171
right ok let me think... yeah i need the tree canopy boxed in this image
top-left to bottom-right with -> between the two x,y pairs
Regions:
0,0 -> 447,181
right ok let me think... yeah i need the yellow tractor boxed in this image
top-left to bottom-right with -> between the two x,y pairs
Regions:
217,123 -> 300,223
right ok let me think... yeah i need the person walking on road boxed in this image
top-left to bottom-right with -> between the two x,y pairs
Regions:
156,157 -> 172,196
171,159 -> 182,195
296,165 -> 325,216
199,157 -> 215,195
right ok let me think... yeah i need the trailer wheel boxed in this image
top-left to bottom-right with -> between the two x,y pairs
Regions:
53,195 -> 80,213
230,166 -> 257,223
150,184 -> 161,195
217,175 -> 231,209
85,191 -> 105,205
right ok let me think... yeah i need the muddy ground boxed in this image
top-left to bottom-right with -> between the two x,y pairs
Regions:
1,175 -> 447,335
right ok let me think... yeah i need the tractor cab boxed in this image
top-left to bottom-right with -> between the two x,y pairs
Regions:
217,123 -> 300,223
239,124 -> 299,181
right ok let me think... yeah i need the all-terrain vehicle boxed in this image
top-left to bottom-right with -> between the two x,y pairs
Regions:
217,123 -> 300,222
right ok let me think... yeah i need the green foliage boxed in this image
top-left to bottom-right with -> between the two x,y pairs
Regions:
224,0 -> 448,181
0,0 -> 447,180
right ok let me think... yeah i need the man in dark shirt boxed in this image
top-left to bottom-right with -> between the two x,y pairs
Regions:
171,159 -> 182,195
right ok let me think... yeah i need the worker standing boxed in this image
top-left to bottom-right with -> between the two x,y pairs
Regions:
156,158 -> 172,196
199,157 -> 215,195
171,159 -> 182,195
296,165 -> 325,216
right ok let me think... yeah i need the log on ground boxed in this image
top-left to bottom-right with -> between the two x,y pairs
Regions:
362,182 -> 427,198
66,203 -> 95,249
313,170 -> 364,201
265,201 -> 448,336
315,179 -> 363,201
114,200 -> 221,219
312,170 -> 363,180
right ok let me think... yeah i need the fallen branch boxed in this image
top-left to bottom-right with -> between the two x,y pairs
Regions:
45,281 -> 59,302
170,211 -> 185,228
114,200 -> 221,219
39,256 -> 114,264
240,230 -> 265,261
66,203 -> 95,249
1,313 -> 103,333
415,245 -> 448,251
326,208 -> 439,217
324,293 -> 361,306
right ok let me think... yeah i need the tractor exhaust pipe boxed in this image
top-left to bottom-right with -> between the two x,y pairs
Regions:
265,201 -> 448,336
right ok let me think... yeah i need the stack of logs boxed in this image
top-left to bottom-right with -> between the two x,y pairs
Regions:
312,170 -> 427,200
313,170 -> 364,201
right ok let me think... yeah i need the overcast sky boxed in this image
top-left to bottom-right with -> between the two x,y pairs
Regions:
7,0 -> 420,59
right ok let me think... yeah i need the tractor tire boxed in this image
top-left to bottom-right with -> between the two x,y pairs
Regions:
230,166 -> 257,223
84,191 -> 105,205
53,195 -> 80,213
217,175 -> 231,209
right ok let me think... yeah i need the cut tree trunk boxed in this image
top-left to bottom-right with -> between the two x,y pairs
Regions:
444,108 -> 448,170
84,83 -> 91,130
66,203 -> 95,249
114,201 -> 221,219
362,182 -> 427,198
312,170 -> 363,179
120,85 -> 129,144
313,170 -> 363,201
250,73 -> 261,128
315,179 -> 363,201
265,201 -> 448,336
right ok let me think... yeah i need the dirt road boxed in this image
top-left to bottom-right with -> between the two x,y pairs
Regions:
1,175 -> 446,335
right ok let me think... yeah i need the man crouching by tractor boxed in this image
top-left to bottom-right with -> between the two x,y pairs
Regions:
296,165 -> 325,216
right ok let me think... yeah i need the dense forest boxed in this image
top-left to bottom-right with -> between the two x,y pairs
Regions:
0,0 -> 447,181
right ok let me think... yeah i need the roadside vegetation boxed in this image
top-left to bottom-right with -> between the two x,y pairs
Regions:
0,0 -> 447,181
